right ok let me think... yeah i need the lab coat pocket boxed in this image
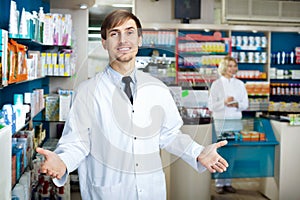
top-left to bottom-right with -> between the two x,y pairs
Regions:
91,181 -> 133,200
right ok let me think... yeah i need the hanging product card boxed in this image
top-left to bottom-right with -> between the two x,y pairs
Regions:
289,114 -> 300,126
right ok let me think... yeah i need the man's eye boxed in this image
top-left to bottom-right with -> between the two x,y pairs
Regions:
127,30 -> 135,35
110,32 -> 118,37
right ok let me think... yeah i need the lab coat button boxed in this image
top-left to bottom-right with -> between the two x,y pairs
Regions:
136,163 -> 139,167
134,137 -> 137,140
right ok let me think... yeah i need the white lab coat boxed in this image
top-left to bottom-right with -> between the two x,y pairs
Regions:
53,67 -> 206,200
208,76 -> 249,120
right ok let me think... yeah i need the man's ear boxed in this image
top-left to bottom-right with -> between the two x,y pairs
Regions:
102,39 -> 107,50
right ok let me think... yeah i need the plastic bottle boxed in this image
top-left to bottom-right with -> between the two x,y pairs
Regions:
38,7 -> 45,43
271,53 -> 276,64
290,83 -> 294,95
290,51 -> 295,64
281,51 -> 285,64
295,83 -> 299,95
41,181 -> 50,200
277,52 -> 281,64
32,11 -> 39,41
56,187 -> 66,200
19,8 -> 28,38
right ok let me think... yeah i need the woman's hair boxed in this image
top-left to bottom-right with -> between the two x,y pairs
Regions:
218,56 -> 238,76
101,9 -> 142,40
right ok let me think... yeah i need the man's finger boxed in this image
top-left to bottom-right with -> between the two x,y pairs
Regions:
215,140 -> 228,148
218,157 -> 229,168
36,147 -> 50,158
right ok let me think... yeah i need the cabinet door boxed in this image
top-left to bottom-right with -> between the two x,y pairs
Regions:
0,126 -> 12,199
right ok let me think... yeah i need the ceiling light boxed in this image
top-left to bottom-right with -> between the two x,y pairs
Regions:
79,3 -> 88,9
112,4 -> 133,8
204,29 -> 210,32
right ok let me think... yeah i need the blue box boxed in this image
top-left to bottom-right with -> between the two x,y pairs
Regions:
212,118 -> 278,179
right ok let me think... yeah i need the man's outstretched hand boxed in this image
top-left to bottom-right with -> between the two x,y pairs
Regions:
36,147 -> 67,180
197,140 -> 228,173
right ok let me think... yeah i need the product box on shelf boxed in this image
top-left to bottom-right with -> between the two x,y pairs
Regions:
27,50 -> 41,80
59,94 -> 71,121
45,95 -> 59,121
0,28 -> 8,86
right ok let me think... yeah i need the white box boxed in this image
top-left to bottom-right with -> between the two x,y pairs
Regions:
59,94 -> 71,121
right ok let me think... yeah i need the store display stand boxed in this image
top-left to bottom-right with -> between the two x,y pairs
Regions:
211,118 -> 278,179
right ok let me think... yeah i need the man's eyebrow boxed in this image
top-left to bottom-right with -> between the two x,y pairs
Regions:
108,26 -> 136,33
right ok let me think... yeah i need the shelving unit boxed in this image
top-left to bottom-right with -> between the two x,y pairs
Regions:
140,23 -> 300,114
138,29 -> 176,57
176,31 -> 231,86
269,32 -> 300,106
0,0 -> 51,196
231,31 -> 269,80
0,0 -> 75,198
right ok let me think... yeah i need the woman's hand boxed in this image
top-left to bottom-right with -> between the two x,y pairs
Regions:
224,96 -> 238,108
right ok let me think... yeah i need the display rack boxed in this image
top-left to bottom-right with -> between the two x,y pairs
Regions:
175,31 -> 231,86
231,31 -> 269,81
269,32 -> 300,106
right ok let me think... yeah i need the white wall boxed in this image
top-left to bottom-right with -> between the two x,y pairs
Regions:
134,0 -> 214,24
88,41 -> 108,78
49,9 -> 89,137
49,9 -> 89,93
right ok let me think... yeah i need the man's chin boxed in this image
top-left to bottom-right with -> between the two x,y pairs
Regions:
116,54 -> 135,63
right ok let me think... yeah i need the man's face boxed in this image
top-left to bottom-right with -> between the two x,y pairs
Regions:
102,19 -> 142,64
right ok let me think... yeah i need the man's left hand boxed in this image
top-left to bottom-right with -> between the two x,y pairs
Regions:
197,140 -> 228,173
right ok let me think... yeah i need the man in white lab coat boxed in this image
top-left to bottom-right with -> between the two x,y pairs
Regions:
36,10 -> 229,200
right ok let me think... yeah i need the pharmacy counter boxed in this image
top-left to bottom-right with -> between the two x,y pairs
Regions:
165,124 -> 212,200
259,120 -> 300,200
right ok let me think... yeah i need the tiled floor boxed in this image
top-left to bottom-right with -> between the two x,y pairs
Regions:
71,192 -> 82,200
211,178 -> 270,200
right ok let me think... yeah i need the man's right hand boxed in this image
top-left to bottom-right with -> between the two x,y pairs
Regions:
36,147 -> 67,180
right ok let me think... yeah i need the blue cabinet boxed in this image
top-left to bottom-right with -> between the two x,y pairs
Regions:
212,118 -> 279,179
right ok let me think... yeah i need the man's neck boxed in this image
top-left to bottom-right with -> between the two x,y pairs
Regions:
110,60 -> 135,76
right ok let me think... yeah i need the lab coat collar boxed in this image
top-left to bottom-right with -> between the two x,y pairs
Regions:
220,75 -> 234,83
105,65 -> 137,86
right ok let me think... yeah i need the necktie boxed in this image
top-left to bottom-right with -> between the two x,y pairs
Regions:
122,76 -> 133,104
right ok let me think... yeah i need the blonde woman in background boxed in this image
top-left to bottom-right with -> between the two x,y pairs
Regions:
208,56 -> 249,194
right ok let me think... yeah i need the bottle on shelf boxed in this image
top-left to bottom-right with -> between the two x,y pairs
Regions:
277,52 -> 281,64
290,51 -> 295,64
281,51 -> 286,65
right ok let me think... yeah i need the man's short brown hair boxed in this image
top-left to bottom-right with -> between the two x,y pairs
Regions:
101,10 -> 142,40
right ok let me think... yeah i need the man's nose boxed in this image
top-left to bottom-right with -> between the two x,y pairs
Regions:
119,33 -> 127,43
